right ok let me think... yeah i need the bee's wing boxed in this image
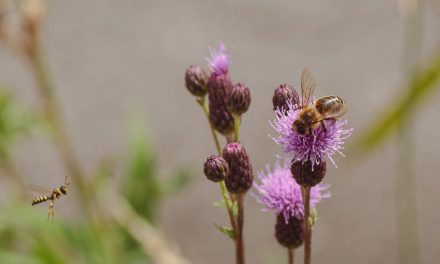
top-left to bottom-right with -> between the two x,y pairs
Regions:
314,104 -> 347,123
300,68 -> 316,106
28,184 -> 51,195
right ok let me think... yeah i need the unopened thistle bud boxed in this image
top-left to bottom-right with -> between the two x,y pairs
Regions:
203,155 -> 229,182
222,143 -> 253,194
208,74 -> 235,135
290,160 -> 326,187
227,83 -> 251,115
275,213 -> 304,249
272,84 -> 299,112
185,65 -> 209,97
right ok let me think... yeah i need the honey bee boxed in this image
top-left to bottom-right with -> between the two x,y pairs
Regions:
292,68 -> 347,136
30,175 -> 71,220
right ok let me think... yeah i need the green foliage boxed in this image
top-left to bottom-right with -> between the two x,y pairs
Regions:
89,158 -> 114,193
0,117 -> 190,263
0,203 -> 141,264
0,205 -> 78,264
0,88 -> 38,164
124,121 -> 160,223
214,224 -> 236,240
356,49 -> 440,153
123,119 -> 192,224
309,208 -> 318,227
160,169 -> 192,197
213,199 -> 226,208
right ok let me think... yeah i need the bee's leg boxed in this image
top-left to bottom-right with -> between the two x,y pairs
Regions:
47,200 -> 54,221
320,120 -> 327,134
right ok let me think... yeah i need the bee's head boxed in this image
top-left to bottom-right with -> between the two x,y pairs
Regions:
60,185 -> 68,194
293,119 -> 309,136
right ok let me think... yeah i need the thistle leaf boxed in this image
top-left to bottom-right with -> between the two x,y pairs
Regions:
309,208 -> 318,226
214,224 -> 236,240
212,199 -> 226,208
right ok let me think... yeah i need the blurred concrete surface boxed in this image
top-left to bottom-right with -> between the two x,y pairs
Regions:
1,0 -> 440,263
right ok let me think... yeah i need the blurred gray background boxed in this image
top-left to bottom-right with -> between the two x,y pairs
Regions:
1,0 -> 440,263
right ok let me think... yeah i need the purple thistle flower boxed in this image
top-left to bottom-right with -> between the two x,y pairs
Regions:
206,43 -> 230,77
270,100 -> 353,168
253,159 -> 330,223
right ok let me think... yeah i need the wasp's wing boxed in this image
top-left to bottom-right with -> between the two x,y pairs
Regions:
28,184 -> 51,195
300,68 -> 316,107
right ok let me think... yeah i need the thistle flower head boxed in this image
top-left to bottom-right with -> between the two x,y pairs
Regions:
185,65 -> 209,97
272,84 -> 299,112
206,43 -> 230,77
222,142 -> 253,194
271,100 -> 353,168
208,74 -> 235,134
204,155 -> 229,182
253,159 -> 330,223
291,159 -> 327,187
227,83 -> 251,115
275,213 -> 304,249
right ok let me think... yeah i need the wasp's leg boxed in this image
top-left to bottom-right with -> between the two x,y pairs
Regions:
47,200 -> 55,221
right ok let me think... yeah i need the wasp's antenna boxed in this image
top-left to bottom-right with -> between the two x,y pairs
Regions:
65,174 -> 71,186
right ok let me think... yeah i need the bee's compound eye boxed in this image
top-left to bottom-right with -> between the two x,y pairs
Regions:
60,186 -> 67,194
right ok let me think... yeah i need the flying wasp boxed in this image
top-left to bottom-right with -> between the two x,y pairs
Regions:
30,175 -> 71,220
292,68 -> 347,136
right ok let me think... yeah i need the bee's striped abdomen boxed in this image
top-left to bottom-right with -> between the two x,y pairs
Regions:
32,195 -> 50,205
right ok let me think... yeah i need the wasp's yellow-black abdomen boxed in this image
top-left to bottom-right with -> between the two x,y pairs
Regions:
32,195 -> 49,205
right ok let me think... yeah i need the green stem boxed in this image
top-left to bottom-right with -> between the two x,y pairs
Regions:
235,194 -> 245,264
233,114 -> 240,142
197,96 -> 237,233
396,118 -> 420,264
198,97 -> 221,153
220,180 -> 237,232
303,186 -> 311,264
26,45 -> 93,218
